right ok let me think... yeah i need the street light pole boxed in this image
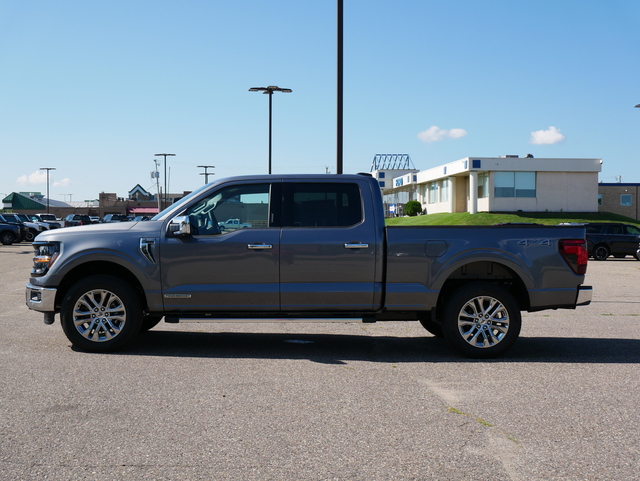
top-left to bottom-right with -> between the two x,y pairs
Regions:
337,0 -> 344,174
154,153 -> 176,210
39,167 -> 56,213
198,165 -> 215,184
249,86 -> 292,174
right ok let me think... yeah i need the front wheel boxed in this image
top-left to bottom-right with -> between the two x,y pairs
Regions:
0,232 -> 14,245
418,315 -> 444,337
60,275 -> 143,352
442,283 -> 521,359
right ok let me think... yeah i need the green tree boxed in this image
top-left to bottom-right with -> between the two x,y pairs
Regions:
404,200 -> 423,216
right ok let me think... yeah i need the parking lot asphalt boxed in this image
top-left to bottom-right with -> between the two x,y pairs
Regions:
1,242 -> 639,480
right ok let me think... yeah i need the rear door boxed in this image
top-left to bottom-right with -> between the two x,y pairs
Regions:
279,180 -> 380,311
159,181 -> 281,311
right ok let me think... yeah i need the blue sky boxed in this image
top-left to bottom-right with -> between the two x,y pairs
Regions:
1,0 -> 639,202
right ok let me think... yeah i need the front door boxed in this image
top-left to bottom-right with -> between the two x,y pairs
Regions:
160,182 -> 280,311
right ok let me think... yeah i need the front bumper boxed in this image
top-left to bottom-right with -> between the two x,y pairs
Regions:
25,283 -> 57,312
577,285 -> 592,306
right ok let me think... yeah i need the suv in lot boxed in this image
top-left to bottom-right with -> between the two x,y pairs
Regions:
0,221 -> 21,245
0,213 -> 34,241
585,222 -> 640,260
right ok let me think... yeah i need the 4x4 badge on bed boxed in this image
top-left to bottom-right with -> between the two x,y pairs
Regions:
518,239 -> 551,246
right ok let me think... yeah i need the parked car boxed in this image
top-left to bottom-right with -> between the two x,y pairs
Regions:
29,214 -> 62,229
0,221 -> 21,245
25,173 -> 591,358
585,222 -> 640,260
89,216 -> 101,224
63,214 -> 92,227
132,215 -> 151,222
102,214 -> 130,223
218,218 -> 252,231
13,213 -> 53,234
0,214 -> 34,241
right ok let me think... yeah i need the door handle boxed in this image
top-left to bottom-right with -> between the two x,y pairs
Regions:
344,243 -> 369,249
248,244 -> 273,250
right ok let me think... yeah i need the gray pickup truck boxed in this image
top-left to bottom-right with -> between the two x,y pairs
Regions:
26,174 -> 591,358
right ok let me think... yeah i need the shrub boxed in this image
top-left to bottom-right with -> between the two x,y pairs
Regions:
404,200 -> 423,216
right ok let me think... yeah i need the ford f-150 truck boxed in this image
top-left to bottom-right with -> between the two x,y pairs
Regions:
25,174 -> 592,358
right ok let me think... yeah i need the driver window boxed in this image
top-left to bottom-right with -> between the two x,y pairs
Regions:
185,183 -> 270,235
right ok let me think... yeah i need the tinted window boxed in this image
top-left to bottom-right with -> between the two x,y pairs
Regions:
625,225 -> 640,235
285,183 -> 362,228
586,224 -> 604,234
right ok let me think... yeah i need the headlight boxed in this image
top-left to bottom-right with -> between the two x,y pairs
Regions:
31,243 -> 60,276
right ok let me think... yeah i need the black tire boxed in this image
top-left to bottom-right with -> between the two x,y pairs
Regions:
592,245 -> 609,261
140,315 -> 163,332
0,231 -> 14,245
60,275 -> 143,352
418,315 -> 444,337
442,282 -> 521,359
24,230 -> 35,242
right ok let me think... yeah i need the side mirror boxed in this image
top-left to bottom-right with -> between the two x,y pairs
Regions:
169,216 -> 192,237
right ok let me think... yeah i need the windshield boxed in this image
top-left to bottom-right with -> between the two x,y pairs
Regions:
151,182 -> 212,220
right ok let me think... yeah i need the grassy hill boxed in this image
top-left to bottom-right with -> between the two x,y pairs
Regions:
385,211 -> 640,226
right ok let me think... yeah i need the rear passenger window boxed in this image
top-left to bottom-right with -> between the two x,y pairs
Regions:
586,224 -> 604,234
285,183 -> 362,227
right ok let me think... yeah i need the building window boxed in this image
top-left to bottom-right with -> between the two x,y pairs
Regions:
440,180 -> 449,203
429,182 -> 438,204
494,172 -> 536,198
378,172 -> 385,179
598,194 -> 603,206
621,194 -> 632,206
478,173 -> 489,198
379,181 -> 385,188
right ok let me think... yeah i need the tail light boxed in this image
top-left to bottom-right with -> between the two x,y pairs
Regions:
559,239 -> 588,275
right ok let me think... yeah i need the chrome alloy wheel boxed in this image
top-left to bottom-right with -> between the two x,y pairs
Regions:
73,288 -> 127,342
457,295 -> 510,349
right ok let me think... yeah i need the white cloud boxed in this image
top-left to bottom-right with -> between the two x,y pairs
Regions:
417,126 -> 468,144
53,178 -> 71,187
529,126 -> 565,145
16,170 -> 48,186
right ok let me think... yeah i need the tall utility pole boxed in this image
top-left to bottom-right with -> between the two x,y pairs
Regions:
152,158 -> 162,213
198,165 -> 215,184
39,167 -> 56,213
249,86 -> 292,174
336,0 -> 344,174
154,153 -> 175,210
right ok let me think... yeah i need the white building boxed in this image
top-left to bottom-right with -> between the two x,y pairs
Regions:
381,156 -> 602,215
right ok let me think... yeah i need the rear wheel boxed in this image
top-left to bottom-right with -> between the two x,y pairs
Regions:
442,282 -> 521,359
60,275 -> 143,352
592,245 -> 610,261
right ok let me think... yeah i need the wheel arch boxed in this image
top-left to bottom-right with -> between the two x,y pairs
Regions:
55,261 -> 148,312
435,260 -> 530,320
